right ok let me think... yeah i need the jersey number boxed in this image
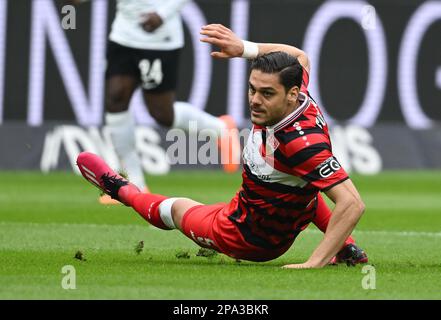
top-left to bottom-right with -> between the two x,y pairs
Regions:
139,59 -> 164,90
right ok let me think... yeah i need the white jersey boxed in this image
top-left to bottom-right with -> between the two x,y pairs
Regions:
82,0 -> 190,50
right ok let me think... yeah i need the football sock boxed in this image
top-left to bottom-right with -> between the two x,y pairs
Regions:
314,193 -> 356,247
173,101 -> 226,137
158,198 -> 181,229
105,111 -> 147,190
132,193 -> 172,230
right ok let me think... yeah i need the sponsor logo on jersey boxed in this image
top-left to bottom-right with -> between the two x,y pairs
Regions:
317,156 -> 342,178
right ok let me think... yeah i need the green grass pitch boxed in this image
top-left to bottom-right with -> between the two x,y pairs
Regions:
1,170 -> 440,299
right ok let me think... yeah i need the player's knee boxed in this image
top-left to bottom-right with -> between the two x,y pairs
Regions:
170,198 -> 201,230
148,104 -> 174,127
170,200 -> 188,230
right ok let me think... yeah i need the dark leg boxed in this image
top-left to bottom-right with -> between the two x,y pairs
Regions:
105,75 -> 139,113
142,90 -> 176,127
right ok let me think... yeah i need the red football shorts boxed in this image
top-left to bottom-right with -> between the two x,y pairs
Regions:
181,197 -> 292,262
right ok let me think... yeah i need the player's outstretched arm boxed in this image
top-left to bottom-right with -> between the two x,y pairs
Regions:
257,43 -> 310,74
200,24 -> 310,73
283,180 -> 365,269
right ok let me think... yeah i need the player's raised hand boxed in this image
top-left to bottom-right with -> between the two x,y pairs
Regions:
200,24 -> 244,59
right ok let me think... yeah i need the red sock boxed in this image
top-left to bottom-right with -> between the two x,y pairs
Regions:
131,193 -> 171,230
314,193 -> 355,247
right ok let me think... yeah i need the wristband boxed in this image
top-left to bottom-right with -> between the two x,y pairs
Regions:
241,40 -> 259,59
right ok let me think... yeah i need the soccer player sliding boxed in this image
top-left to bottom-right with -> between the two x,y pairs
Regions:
77,24 -> 368,268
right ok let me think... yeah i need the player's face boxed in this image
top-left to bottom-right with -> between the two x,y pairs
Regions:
248,70 -> 298,126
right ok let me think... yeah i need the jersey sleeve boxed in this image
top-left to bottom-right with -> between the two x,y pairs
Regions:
284,138 -> 349,191
300,66 -> 310,94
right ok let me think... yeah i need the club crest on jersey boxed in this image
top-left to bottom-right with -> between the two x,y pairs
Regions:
317,156 -> 341,178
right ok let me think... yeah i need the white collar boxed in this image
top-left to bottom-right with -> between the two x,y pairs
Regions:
266,92 -> 310,132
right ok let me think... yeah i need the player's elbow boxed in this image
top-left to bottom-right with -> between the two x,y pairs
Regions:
358,199 -> 366,215
338,195 -> 365,224
298,51 -> 310,72
350,196 -> 365,220
357,200 -> 366,220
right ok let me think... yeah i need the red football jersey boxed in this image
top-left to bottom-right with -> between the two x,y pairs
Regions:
228,91 -> 348,250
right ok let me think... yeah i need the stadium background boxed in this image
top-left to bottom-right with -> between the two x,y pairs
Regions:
0,0 -> 440,173
1,0 -> 441,301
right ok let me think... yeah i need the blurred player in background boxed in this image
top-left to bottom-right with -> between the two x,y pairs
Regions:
76,24 -> 368,268
70,0 -> 240,204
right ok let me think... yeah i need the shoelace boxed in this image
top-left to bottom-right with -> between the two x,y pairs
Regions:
101,173 -> 128,199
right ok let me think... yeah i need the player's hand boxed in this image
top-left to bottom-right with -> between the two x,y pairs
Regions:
200,24 -> 244,59
282,262 -> 319,269
140,12 -> 163,32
